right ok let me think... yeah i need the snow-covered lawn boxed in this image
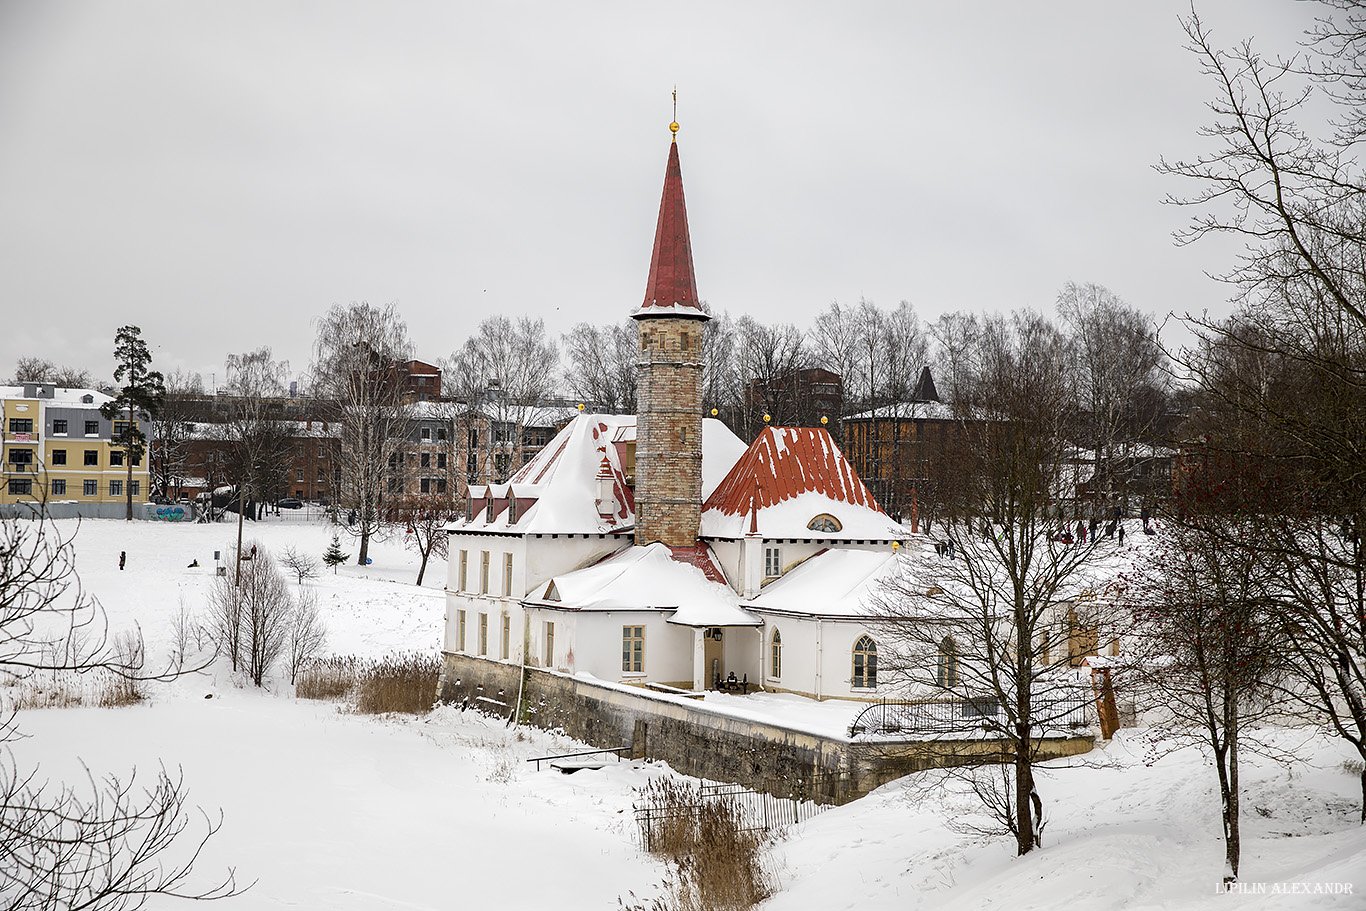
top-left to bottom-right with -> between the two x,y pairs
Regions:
7,518 -> 1364,909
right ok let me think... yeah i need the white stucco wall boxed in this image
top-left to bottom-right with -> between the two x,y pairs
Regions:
753,613 -> 889,701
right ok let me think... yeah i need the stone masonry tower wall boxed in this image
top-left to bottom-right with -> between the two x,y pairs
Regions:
635,315 -> 706,546
632,129 -> 709,548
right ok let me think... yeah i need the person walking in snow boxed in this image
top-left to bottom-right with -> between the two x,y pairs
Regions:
118,551 -> 126,571
1118,524 -> 1126,546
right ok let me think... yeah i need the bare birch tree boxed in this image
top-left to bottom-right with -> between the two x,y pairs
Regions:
873,311 -> 1109,857
311,301 -> 414,566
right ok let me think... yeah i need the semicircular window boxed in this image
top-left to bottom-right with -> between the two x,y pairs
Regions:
807,514 -> 842,533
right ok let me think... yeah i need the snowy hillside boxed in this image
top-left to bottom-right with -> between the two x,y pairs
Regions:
7,517 -> 1364,909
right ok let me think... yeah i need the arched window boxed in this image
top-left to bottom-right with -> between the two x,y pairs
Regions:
852,635 -> 877,689
807,514 -> 842,533
937,636 -> 958,688
770,628 -> 782,679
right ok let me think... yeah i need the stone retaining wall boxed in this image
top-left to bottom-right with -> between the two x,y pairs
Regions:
439,652 -> 1093,804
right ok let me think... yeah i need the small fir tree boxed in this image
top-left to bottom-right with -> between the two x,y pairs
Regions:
322,535 -> 349,574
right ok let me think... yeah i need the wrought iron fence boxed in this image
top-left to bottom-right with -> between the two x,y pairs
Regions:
634,781 -> 831,851
847,691 -> 1093,738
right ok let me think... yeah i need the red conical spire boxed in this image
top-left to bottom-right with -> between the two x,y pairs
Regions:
635,134 -> 707,319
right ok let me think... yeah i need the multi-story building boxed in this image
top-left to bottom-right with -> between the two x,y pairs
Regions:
1,383 -> 151,516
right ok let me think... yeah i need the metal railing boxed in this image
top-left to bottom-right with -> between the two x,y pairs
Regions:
848,692 -> 1093,738
526,746 -> 630,771
634,781 -> 831,851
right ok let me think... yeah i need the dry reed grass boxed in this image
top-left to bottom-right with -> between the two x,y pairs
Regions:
296,653 -> 441,716
354,653 -> 441,715
626,777 -> 774,911
4,668 -> 143,710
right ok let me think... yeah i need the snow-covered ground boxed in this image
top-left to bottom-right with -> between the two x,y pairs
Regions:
7,517 -> 1365,909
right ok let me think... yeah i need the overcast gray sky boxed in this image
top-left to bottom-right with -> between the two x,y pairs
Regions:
0,1 -> 1312,390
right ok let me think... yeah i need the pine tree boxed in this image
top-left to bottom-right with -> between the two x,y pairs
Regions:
322,534 -> 349,574
99,326 -> 166,520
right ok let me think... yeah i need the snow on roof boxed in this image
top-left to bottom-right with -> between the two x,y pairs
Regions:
184,420 -> 339,441
0,385 -> 113,407
843,401 -> 959,422
527,542 -> 760,627
743,547 -> 904,618
451,413 -> 747,536
701,426 -> 902,540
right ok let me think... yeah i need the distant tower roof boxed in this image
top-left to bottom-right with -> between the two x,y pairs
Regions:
912,366 -> 941,403
634,124 -> 707,321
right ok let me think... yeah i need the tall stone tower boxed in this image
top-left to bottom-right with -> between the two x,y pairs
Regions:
633,121 -> 709,548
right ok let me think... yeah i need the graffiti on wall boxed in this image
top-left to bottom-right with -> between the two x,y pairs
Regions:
152,505 -> 188,522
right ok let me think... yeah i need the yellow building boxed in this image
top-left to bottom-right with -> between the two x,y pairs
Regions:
2,383 -> 151,517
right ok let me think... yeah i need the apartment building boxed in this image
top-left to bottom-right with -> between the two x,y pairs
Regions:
1,383 -> 151,516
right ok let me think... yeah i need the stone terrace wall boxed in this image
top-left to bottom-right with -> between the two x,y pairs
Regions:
438,652 -> 1093,804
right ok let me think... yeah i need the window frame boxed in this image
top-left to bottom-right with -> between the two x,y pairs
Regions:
622,625 -> 645,674
83,479 -> 98,496
456,610 -> 467,651
51,478 -> 66,496
852,635 -> 878,690
480,551 -> 489,594
764,545 -> 781,578
544,621 -> 554,667
937,636 -> 959,688
503,552 -> 513,596
478,613 -> 488,656
501,614 -> 510,660
83,450 -> 98,466
770,628 -> 782,680
51,449 -> 67,465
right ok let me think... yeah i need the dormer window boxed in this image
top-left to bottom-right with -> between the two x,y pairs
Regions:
465,497 -> 473,523
485,491 -> 494,523
807,514 -> 842,533
508,491 -> 518,524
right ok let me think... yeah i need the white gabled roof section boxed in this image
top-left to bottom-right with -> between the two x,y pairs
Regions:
525,542 -> 761,627
448,413 -> 748,537
743,547 -> 906,618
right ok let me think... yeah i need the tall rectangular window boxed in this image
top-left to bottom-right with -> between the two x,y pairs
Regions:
130,480 -> 139,497
51,449 -> 67,465
84,420 -> 99,435
84,450 -> 98,466
457,611 -> 466,651
110,480 -> 123,497
480,551 -> 489,594
478,614 -> 488,656
503,553 -> 513,596
110,450 -> 125,466
51,479 -> 66,496
458,550 -> 468,591
501,614 -> 510,660
544,622 -> 554,667
764,546 -> 781,577
622,626 -> 644,673
83,479 -> 97,496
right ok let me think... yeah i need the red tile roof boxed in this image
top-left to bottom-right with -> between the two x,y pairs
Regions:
703,426 -> 886,516
637,140 -> 706,317
666,543 -> 729,585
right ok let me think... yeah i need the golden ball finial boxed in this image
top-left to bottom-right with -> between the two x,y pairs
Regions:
577,403 -> 585,411
763,413 -> 771,423
711,407 -> 718,416
670,121 -> 679,135
820,415 -> 828,425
